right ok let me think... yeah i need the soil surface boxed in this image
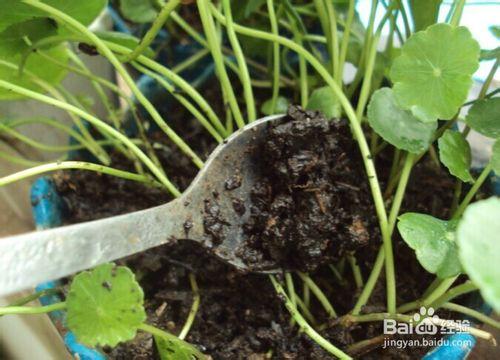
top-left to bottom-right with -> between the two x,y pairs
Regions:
240,106 -> 377,272
53,104 -> 469,359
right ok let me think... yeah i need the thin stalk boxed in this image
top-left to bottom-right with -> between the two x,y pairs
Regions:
132,62 -> 223,142
396,0 -> 411,38
431,281 -> 478,309
294,293 -> 317,325
387,153 -> 415,232
286,14 -> 308,107
442,302 -> 500,329
285,272 -> 297,326
313,0 -> 331,59
0,80 -> 179,195
196,0 -> 245,128
0,59 -> 110,164
178,274 -> 200,340
0,161 -> 161,188
107,44 -> 227,137
478,58 -> 499,100
270,276 -> 352,359
222,0 -> 256,122
325,0 -> 339,80
297,272 -> 337,318
453,164 -> 493,219
351,248 -> 384,315
5,289 -> 60,307
210,4 -> 396,313
422,276 -> 459,307
23,0 -> 203,169
338,0 -> 355,87
449,0 -> 467,27
355,34 -> 380,121
0,150 -> 54,167
267,0 -> 281,114
171,48 -> 210,74
0,302 -> 66,315
347,255 -> 364,289
124,0 -> 181,62
170,11 -> 295,87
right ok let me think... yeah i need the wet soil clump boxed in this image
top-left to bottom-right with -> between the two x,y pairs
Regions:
241,106 -> 377,272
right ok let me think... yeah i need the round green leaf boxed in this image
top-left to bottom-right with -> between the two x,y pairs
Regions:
457,197 -> 500,312
398,213 -> 461,279
438,130 -> 473,183
465,97 -> 500,139
492,139 -> 500,176
306,86 -> 341,119
66,263 -> 146,348
119,0 -> 158,23
261,96 -> 289,115
367,88 -> 437,154
390,23 -> 480,123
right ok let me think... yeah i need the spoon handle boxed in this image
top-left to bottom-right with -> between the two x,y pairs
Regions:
0,199 -> 192,297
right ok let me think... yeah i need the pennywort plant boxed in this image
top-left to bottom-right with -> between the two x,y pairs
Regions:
0,0 -> 499,358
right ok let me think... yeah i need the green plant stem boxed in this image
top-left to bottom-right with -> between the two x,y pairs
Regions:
178,274 -> 200,340
269,276 -> 352,359
170,11 -> 295,88
347,255 -> 364,289
352,153 -> 414,314
124,0 -> 181,62
0,161 -> 161,188
285,272 -> 297,326
347,312 -> 413,324
325,0 -> 339,80
222,0 -> 256,122
387,153 -> 415,232
442,302 -> 500,329
0,80 -> 179,195
196,0 -> 245,128
132,63 -> 223,142
297,272 -> 337,318
351,248 -> 384,315
452,164 -> 493,219
0,302 -> 66,316
449,0 -> 466,27
294,293 -> 317,325
303,281 -> 311,309
338,0 -> 355,87
0,151 -> 51,167
23,0 -> 203,169
107,43 -> 227,137
478,58 -> 499,99
286,13 -> 308,107
396,0 -> 411,39
422,276 -> 459,307
0,59 -> 110,165
210,4 -> 396,314
431,281 -> 478,308
355,34 -> 380,121
6,289 -> 60,307
267,0 -> 281,113
171,48 -> 210,74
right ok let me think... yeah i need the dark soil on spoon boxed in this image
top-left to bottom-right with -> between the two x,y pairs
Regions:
53,104 -> 469,359
239,106 -> 377,272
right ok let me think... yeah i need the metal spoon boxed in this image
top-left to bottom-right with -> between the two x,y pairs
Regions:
0,114 -> 284,297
